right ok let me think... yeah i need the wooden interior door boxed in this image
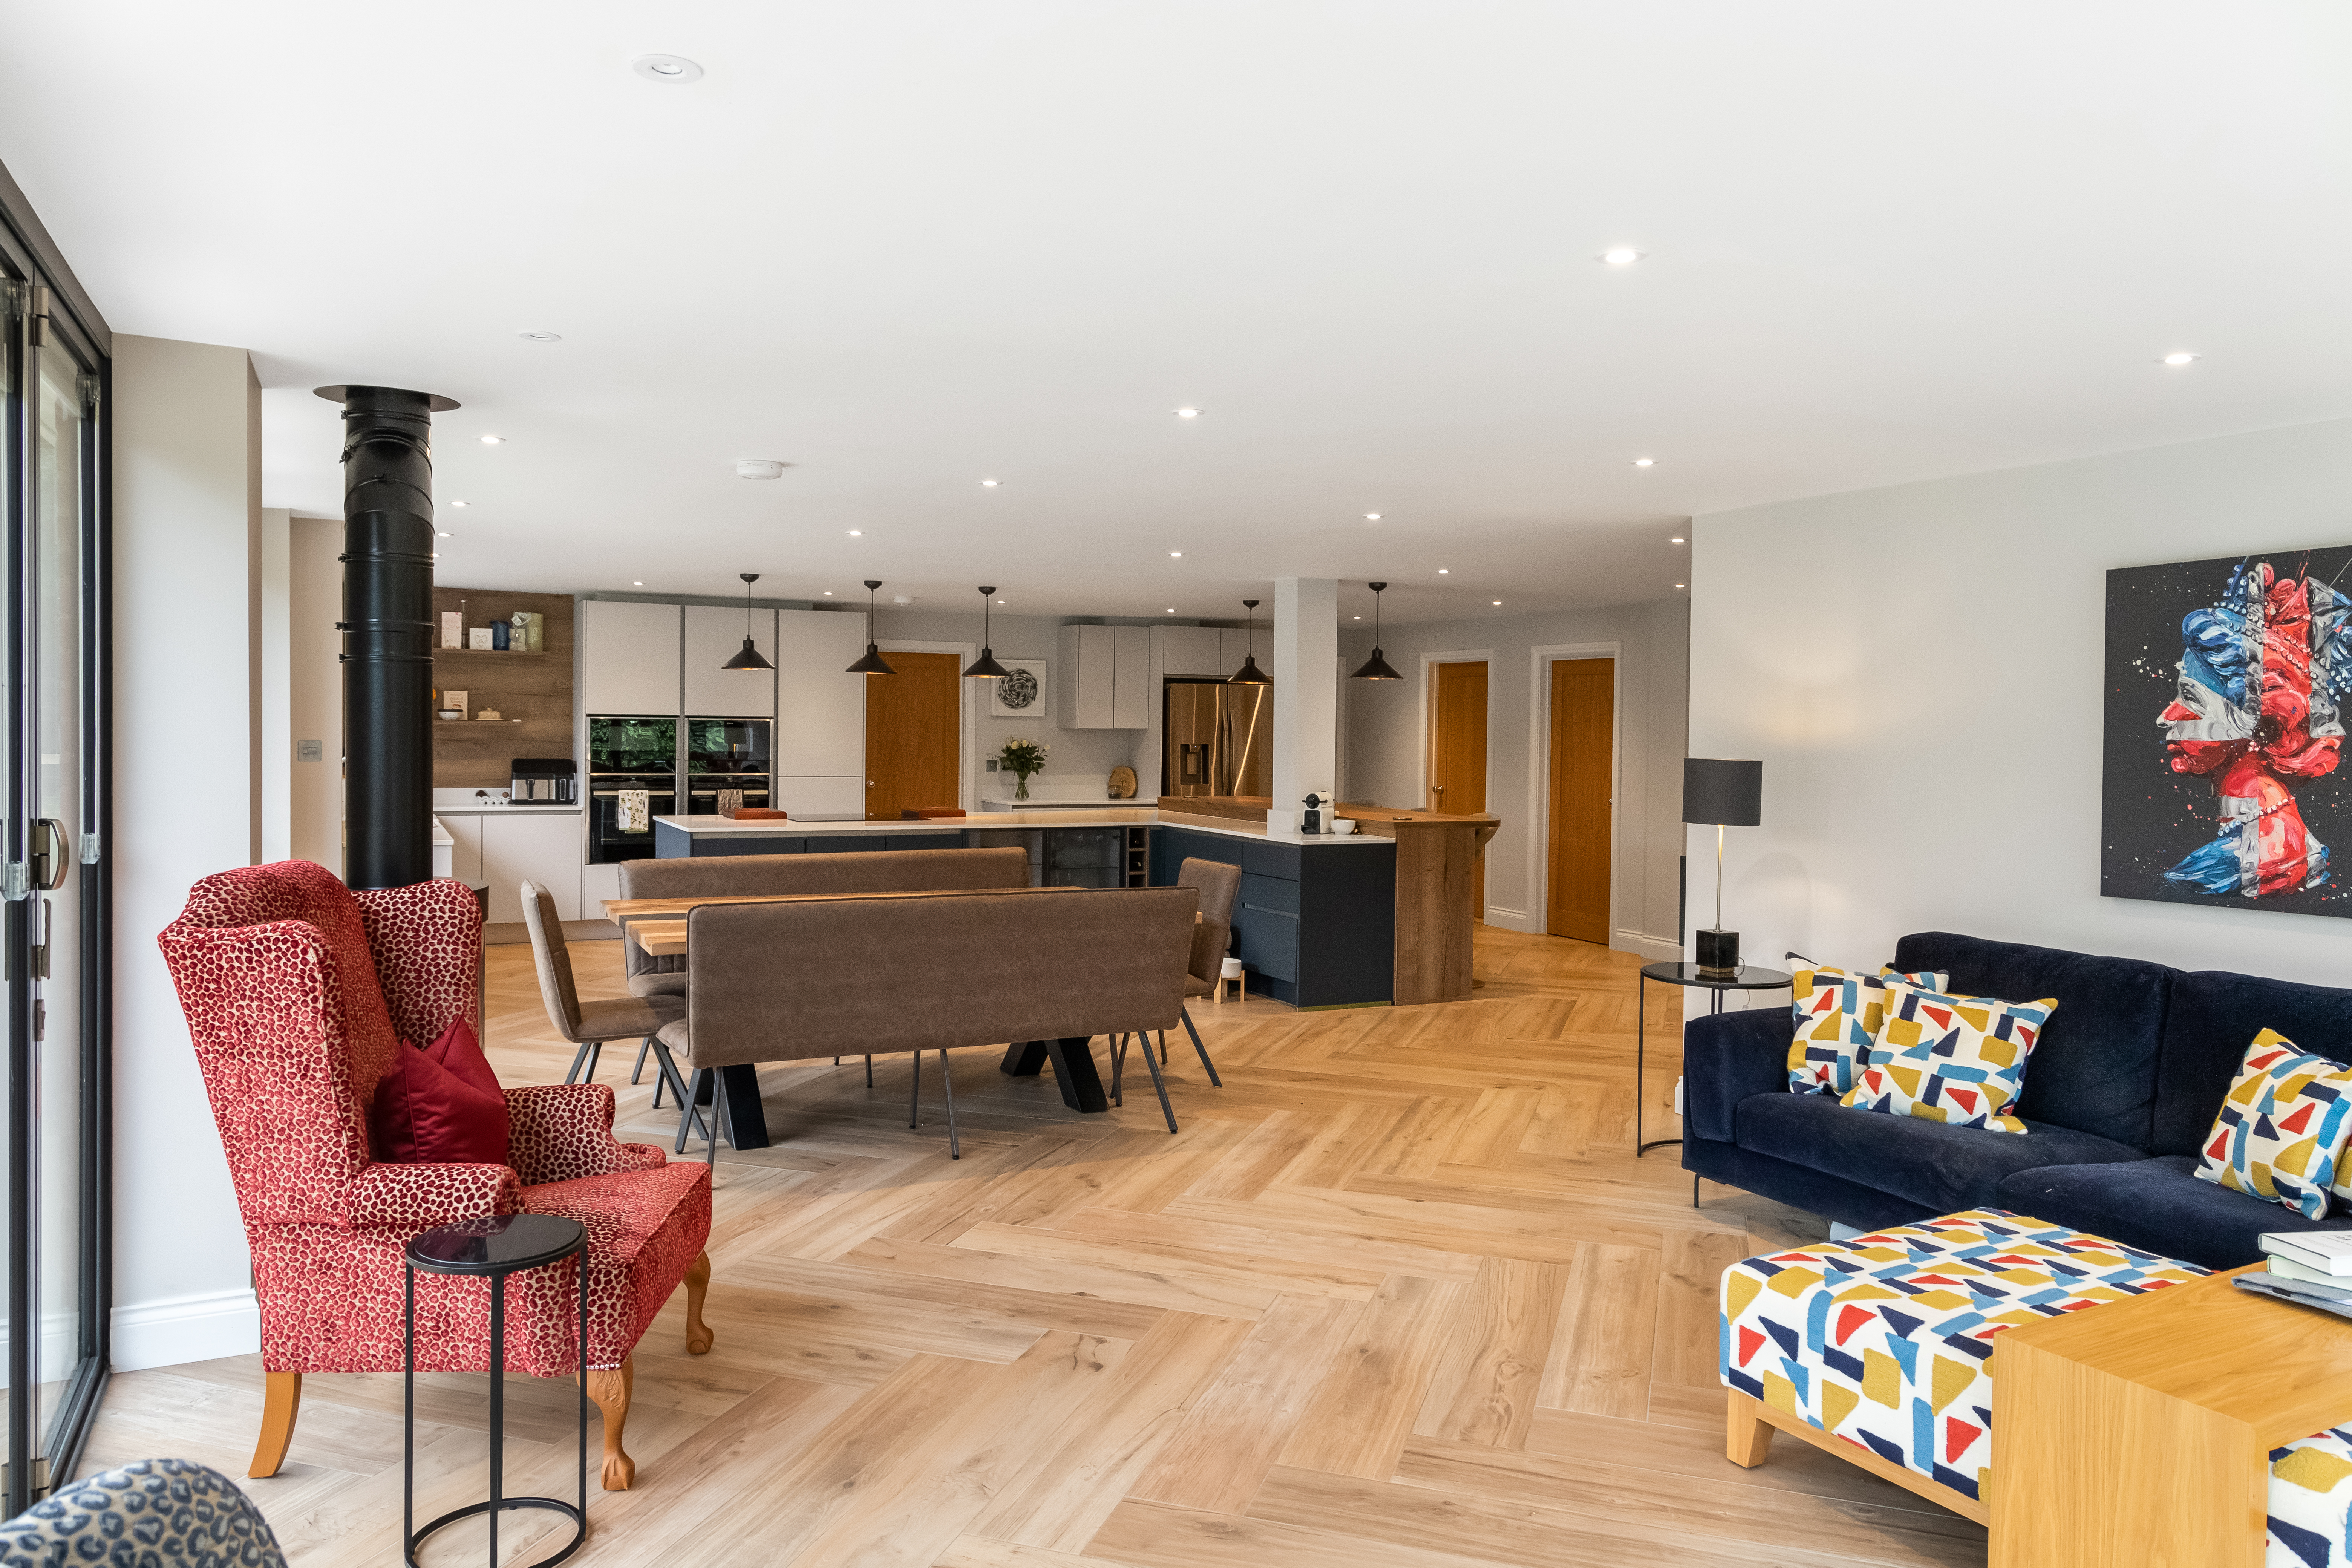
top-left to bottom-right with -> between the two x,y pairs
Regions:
1545,658 -> 1613,944
865,652 -> 961,819
1430,660 -> 1488,914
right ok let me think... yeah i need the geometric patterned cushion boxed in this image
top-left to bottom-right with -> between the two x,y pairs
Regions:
2196,1030 -> 2352,1220
1786,965 -> 1950,1096
1839,983 -> 2056,1135
2272,1427 -> 2352,1568
0,1457 -> 286,1566
1720,1210 -> 2208,1502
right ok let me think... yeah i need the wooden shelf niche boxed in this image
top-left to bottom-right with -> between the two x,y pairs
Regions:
432,588 -> 575,789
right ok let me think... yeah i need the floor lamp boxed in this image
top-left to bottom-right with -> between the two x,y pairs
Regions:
1683,758 -> 1762,979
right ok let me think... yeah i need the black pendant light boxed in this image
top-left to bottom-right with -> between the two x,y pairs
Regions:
1351,581 -> 1404,681
846,579 -> 897,675
721,572 -> 775,670
962,586 -> 1012,679
1227,598 -> 1270,684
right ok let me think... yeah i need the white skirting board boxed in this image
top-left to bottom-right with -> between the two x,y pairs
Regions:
111,1287 -> 260,1372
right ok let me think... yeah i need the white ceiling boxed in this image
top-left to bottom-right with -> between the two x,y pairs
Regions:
5,2 -> 2352,623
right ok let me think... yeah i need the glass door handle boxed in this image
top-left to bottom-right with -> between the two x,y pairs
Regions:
28,819 -> 70,890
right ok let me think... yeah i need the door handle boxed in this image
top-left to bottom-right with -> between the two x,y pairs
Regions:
28,819 -> 69,891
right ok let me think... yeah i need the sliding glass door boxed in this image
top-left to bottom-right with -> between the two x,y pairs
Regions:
0,201 -> 110,1512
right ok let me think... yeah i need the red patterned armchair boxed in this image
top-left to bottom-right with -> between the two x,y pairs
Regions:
157,861 -> 714,1490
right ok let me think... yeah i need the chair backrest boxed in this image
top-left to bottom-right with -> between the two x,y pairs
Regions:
1176,856 -> 1240,984
681,886 -> 1198,1066
618,846 -> 1030,986
157,861 -> 409,1224
520,879 -> 585,1040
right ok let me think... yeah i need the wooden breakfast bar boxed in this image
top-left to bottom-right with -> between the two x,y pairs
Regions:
1336,805 -> 1501,1004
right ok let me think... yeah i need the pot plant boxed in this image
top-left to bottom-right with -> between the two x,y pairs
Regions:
997,737 -> 1049,800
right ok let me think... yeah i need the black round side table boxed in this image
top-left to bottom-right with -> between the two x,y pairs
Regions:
405,1214 -> 590,1568
1636,962 -> 1795,1158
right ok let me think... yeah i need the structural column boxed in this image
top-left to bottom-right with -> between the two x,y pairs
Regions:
1269,577 -> 1338,833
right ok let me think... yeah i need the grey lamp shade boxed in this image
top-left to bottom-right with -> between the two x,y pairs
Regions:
1682,758 -> 1762,826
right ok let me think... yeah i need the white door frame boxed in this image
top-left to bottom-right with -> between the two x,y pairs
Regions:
1525,641 -> 1623,945
876,639 -> 980,809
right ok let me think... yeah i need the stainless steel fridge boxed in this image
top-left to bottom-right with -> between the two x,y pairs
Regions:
1162,678 -> 1273,798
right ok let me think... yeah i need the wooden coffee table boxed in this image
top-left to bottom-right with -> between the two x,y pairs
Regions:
1993,1263 -> 2352,1567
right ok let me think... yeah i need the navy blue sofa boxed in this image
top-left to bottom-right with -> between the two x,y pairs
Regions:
1682,931 -> 2352,1270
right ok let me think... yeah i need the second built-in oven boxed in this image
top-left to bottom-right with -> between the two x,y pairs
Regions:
686,716 -> 771,815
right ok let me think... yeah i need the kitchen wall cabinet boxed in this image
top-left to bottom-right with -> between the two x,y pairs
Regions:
1058,623 -> 1152,728
579,600 -> 681,715
775,609 -> 867,818
1152,625 -> 1223,678
480,812 -> 584,923
683,605 -> 777,716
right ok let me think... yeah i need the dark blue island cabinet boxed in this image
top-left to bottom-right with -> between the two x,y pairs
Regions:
1150,826 -> 1396,1009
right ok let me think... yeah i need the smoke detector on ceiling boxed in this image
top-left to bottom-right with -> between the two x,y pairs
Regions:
633,54 -> 704,83
735,459 -> 791,480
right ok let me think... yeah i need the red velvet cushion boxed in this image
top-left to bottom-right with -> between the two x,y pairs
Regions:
369,1016 -> 510,1167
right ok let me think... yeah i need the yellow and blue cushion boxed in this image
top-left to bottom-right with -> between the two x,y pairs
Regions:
1787,965 -> 1949,1095
2272,1427 -> 2352,1567
2195,1030 -> 2352,1220
1839,983 -> 2054,1134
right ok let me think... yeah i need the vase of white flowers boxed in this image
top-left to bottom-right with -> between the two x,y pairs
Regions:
998,737 -> 1049,800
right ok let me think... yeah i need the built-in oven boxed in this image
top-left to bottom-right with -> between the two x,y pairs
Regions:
588,715 -> 679,864
686,716 -> 772,815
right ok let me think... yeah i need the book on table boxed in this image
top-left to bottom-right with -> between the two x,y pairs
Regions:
2268,1254 -> 2352,1297
2258,1231 -> 2352,1276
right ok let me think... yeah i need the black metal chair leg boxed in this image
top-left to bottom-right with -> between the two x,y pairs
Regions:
909,1050 -> 923,1128
865,1055 -> 874,1087
938,1049 -> 960,1160
708,1070 -> 729,1171
1159,1030 -> 1170,1066
1179,1006 -> 1223,1087
1109,1033 -> 1127,1107
1137,1023 -> 1179,1134
563,1040 -> 594,1084
631,1037 -> 652,1086
581,1041 -> 603,1084
651,1040 -> 706,1142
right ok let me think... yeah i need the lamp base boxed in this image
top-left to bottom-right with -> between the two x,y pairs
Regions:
1695,928 -> 1741,981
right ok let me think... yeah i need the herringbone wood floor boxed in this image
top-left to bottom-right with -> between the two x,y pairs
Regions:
88,928 -> 1988,1567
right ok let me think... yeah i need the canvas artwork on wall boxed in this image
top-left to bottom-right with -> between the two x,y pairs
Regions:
2102,546 -> 2352,916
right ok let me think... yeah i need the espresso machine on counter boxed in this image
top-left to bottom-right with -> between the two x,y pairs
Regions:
509,758 -> 577,803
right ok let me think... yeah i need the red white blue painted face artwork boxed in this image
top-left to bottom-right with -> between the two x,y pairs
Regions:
2101,549 -> 2352,916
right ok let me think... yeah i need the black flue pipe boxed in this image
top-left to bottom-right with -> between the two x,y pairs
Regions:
316,384 -> 458,888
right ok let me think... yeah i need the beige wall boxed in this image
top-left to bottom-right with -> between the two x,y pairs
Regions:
289,516 -> 343,870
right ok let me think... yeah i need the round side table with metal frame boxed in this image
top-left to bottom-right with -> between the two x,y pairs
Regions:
1635,962 -> 1795,1163
404,1213 -> 590,1568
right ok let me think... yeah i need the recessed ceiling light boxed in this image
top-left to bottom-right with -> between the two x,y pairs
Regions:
1634,457 -> 1655,468
1353,614 -> 1362,620
848,530 -> 863,537
823,590 -> 834,596
737,459 -> 789,480
1169,551 -> 1182,558
981,479 -> 999,487
633,580 -> 644,586
632,54 -> 704,83
449,500 -> 469,507
1438,568 -> 1449,574
1601,248 -> 1644,266
517,331 -> 562,343
2161,351 -> 2199,367
438,531 -> 452,538
1671,536 -> 1685,544
1365,512 -> 1381,521
1492,600 -> 1502,606
1675,582 -> 1686,590
1174,408 -> 1200,419
1166,607 -> 1176,613
996,599 -> 1006,605
479,435 -> 505,445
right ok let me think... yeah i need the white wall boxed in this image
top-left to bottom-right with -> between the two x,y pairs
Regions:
1344,597 -> 1690,955
112,335 -> 262,1370
288,516 -> 343,869
1690,415 -> 2352,993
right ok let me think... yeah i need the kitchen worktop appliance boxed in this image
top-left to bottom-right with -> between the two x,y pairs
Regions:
510,757 -> 578,804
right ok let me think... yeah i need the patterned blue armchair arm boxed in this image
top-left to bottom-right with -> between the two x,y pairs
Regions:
0,1458 -> 284,1568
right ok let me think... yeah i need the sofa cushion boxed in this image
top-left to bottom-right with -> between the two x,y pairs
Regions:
2194,1030 -> 2352,1220
1840,983 -> 2054,1134
2154,968 -> 2352,1158
1786,964 -> 1948,1096
1737,1090 -> 2145,1216
1995,1154 -> 2352,1272
1893,932 -> 2171,1148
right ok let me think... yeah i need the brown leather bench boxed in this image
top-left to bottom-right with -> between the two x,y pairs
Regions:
657,885 -> 1200,1157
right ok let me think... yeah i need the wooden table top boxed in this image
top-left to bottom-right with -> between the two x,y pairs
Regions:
602,885 -> 1085,921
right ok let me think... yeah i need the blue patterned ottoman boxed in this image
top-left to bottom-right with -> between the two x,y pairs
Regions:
1720,1210 -> 2352,1565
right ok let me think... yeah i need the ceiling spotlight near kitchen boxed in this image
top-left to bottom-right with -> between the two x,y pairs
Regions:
1634,457 -> 1655,467
632,53 -> 704,82
1676,582 -> 1687,590
736,459 -> 790,480
438,531 -> 453,538
1492,600 -> 1502,606
1365,513 -> 1381,521
633,580 -> 644,586
449,500 -> 470,507
1228,599 -> 1271,685
2162,351 -> 2200,366
1601,248 -> 1644,265
845,581 -> 896,675
1169,551 -> 1182,558
1437,568 -> 1449,574
1174,407 -> 1201,419
1671,535 -> 1686,544
721,573 -> 775,670
479,435 -> 505,444
517,331 -> 562,343
1351,584 -> 1404,681
981,479 -> 999,487
848,530 -> 863,537
961,588 -> 1013,680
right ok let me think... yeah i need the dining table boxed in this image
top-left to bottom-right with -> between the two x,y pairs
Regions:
598,884 -> 1196,1137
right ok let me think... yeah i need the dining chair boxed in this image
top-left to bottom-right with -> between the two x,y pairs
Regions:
522,881 -> 704,1139
1114,856 -> 1232,1102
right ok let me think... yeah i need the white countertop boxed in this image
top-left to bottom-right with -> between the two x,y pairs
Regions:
977,798 -> 1142,812
433,803 -> 581,815
654,808 -> 1382,847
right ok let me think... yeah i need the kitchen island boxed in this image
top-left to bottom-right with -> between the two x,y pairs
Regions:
649,803 -> 1396,1008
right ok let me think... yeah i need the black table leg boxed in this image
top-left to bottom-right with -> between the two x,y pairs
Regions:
717,1064 -> 768,1149
1637,972 -> 1685,1158
997,1039 -> 1109,1112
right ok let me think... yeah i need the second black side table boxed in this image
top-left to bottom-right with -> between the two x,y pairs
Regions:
405,1213 -> 590,1568
1635,962 -> 1794,1158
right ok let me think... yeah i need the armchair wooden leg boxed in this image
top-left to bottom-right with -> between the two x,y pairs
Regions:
1726,1390 -> 1775,1468
249,1371 -> 301,1478
684,1250 -> 715,1355
585,1354 -> 637,1490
